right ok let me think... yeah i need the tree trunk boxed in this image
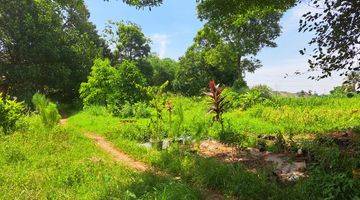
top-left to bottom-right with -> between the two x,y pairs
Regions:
236,54 -> 242,80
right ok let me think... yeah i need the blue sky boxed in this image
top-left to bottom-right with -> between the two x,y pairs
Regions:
85,1 -> 343,94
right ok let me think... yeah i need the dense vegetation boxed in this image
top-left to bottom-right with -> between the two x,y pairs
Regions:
0,0 -> 359,199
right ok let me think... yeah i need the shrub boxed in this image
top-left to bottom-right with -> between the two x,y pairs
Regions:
109,60 -> 147,107
32,93 -> 61,128
222,87 -> 243,109
79,58 -> 116,107
80,59 -> 147,114
0,95 -> 24,134
240,85 -> 273,109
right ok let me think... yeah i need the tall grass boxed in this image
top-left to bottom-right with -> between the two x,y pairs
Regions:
0,116 -> 200,199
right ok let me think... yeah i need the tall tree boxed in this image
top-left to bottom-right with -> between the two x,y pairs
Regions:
104,21 -> 153,81
299,0 -> 360,79
196,0 -> 295,80
105,21 -> 151,62
0,0 -> 108,102
174,26 -> 260,96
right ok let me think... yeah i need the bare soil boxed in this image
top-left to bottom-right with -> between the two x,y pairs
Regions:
197,140 -> 307,182
85,132 -> 149,171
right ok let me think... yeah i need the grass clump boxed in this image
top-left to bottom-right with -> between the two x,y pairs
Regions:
32,93 -> 61,128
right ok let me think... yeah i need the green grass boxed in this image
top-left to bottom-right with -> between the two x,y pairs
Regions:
66,95 -> 360,199
0,115 -> 200,199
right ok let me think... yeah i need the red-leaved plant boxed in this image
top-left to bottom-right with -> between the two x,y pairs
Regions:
205,80 -> 226,125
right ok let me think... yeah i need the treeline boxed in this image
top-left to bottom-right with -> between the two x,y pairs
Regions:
0,0 -> 111,102
1,0 -> 358,107
0,0 -> 293,105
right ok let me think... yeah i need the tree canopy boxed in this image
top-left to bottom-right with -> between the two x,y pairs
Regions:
0,0 -> 108,102
105,21 -> 151,62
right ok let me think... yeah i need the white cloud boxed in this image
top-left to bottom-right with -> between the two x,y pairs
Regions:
151,34 -> 170,58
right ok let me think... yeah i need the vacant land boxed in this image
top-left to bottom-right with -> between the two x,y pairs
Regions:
1,91 -> 359,200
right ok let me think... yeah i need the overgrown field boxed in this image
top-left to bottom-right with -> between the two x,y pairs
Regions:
0,116 -> 200,199
69,95 -> 360,144
1,89 -> 360,199
66,94 -> 360,199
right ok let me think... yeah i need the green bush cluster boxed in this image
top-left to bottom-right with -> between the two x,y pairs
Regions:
32,93 -> 61,128
80,59 -> 147,115
0,95 -> 24,134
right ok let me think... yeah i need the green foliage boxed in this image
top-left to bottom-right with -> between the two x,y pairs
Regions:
80,59 -> 147,115
118,102 -> 153,118
0,0 -> 108,103
80,59 -> 116,107
0,95 -> 24,134
240,85 -> 273,110
105,21 -> 151,62
32,93 -> 61,128
196,1 -> 293,83
173,26 -> 253,96
147,56 -> 179,88
108,60 -> 147,114
330,86 -> 348,97
0,116 -> 199,199
299,0 -> 360,79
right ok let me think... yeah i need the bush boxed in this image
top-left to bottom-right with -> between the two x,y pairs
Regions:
80,59 -> 147,114
240,85 -> 273,110
79,58 -> 116,107
0,95 -> 24,134
32,93 -> 61,128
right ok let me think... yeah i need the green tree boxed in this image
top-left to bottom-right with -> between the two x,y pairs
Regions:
197,0 -> 294,80
174,26 -> 260,96
110,60 -> 147,107
147,56 -> 179,88
0,0 -> 108,103
79,59 -> 116,107
104,0 -> 163,8
104,21 -> 153,81
105,21 -> 151,62
80,59 -> 147,114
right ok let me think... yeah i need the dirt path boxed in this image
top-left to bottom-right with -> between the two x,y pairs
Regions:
60,118 -> 68,126
60,118 -> 224,199
85,132 -> 149,171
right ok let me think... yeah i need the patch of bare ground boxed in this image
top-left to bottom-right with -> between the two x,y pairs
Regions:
85,132 -> 149,171
60,118 -> 68,126
197,140 -> 307,182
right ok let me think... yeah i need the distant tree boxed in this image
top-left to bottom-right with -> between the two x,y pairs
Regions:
104,0 -> 163,8
197,0 -> 295,80
147,56 -> 179,88
174,26 -> 260,96
105,21 -> 151,62
299,0 -> 360,79
343,72 -> 360,92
